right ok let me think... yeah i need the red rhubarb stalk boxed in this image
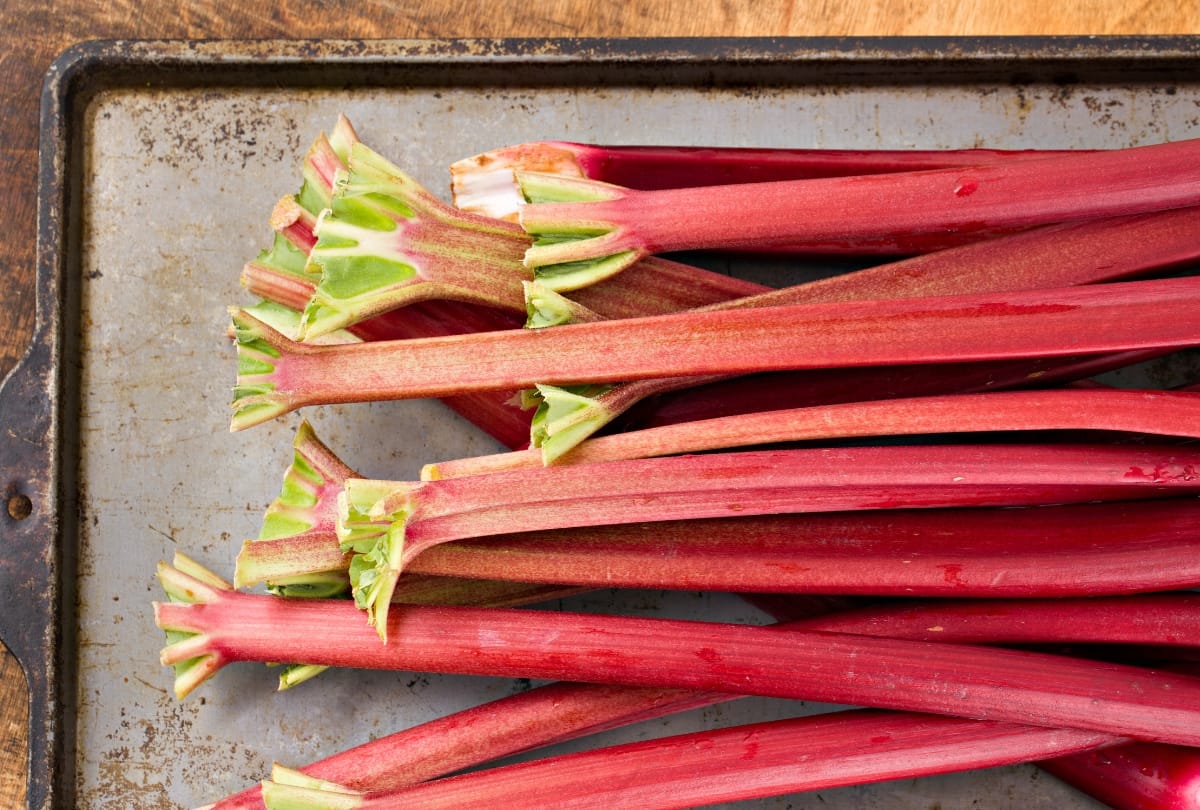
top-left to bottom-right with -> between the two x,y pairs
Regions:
425,388 -> 1200,477
621,349 -> 1170,431
230,275 -> 1200,430
516,137 -> 1200,289
235,422 -> 1200,600
1041,741 -> 1200,810
335,443 -> 1200,636
523,206 -> 1200,458
450,140 -> 1092,220
154,561 -> 1200,747
788,593 -> 1200,649
201,684 -> 725,810
391,499 -> 1200,600
199,592 -> 851,809
258,711 -> 1118,810
243,496 -> 1200,601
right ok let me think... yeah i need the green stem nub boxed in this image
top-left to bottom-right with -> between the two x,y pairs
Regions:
529,384 -> 619,463
154,555 -> 232,700
229,307 -> 292,433
262,765 -> 364,810
337,479 -> 418,641
523,280 -> 602,329
516,171 -> 643,292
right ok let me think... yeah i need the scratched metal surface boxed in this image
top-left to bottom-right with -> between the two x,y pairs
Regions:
68,57 -> 1200,808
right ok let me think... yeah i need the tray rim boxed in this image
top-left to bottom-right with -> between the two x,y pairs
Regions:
6,35 -> 1200,809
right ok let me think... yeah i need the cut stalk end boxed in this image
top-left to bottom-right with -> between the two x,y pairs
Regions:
155,555 -> 234,700
523,280 -> 602,328
229,307 -> 298,432
258,777 -> 360,810
530,383 -> 620,463
451,141 -> 587,220
517,171 -> 643,291
338,479 -> 417,641
277,664 -> 331,691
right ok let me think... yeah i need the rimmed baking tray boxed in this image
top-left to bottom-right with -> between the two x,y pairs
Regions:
4,37 -> 1200,808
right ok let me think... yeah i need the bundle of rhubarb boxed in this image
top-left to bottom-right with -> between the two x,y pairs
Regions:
159,115 -> 1200,809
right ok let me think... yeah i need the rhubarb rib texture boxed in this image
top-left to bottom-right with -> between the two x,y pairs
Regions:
261,711 -> 1118,810
450,140 -> 1092,220
338,443 -> 1200,635
230,275 -> 1200,429
518,137 -> 1200,287
426,389 -> 1200,476
154,575 -> 1200,746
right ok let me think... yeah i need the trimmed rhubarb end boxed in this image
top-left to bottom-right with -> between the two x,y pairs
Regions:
234,417 -> 355,595
256,420 -> 337,533
523,280 -> 602,329
299,142 -> 530,340
337,479 -> 417,641
299,146 -> 428,340
529,384 -> 619,463
261,771 -> 364,810
298,128 -> 355,214
327,114 -> 360,163
155,555 -> 233,700
229,308 -> 296,432
516,171 -> 643,291
450,141 -> 587,220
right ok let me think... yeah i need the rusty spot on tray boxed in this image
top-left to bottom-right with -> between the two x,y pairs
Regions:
6,492 -> 32,521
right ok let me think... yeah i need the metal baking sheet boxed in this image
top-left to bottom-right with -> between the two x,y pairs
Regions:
5,37 -> 1200,809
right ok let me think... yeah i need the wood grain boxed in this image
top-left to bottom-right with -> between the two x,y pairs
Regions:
0,1 -> 1196,806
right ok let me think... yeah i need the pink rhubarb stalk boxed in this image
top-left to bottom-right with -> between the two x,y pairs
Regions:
230,274 -> 1200,431
1041,742 -> 1200,810
425,388 -> 1200,477
517,137 -> 1200,289
235,421 -> 1200,599
621,349 -> 1169,431
155,561 -> 1200,747
787,593 -> 1200,649
199,594 -> 850,809
202,683 -> 726,810
451,140 -> 1091,220
337,442 -> 1200,636
393,498 -> 1200,599
258,711 -> 1118,810
524,205 -> 1200,458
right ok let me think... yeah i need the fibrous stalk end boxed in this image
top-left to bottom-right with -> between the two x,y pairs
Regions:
338,479 -> 417,641
155,554 -> 234,700
530,383 -> 620,463
229,307 -> 300,432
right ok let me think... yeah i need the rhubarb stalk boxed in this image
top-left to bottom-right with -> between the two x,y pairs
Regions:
336,443 -> 1200,636
517,137 -> 1200,289
1041,742 -> 1200,810
230,275 -> 1200,431
787,593 -> 1200,649
383,499 -> 1200,600
450,140 -> 1091,220
425,388 -> 1200,477
258,711 -> 1118,810
237,423 -> 1200,601
154,560 -> 1200,747
523,203 -> 1200,459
